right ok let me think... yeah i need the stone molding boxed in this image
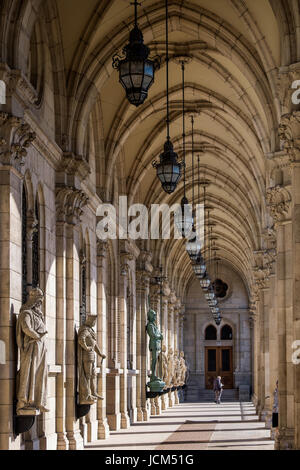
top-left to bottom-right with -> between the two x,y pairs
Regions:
0,63 -> 38,106
59,152 -> 91,182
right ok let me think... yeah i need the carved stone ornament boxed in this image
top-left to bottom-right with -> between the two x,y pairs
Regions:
0,113 -> 36,169
278,112 -> 300,162
266,185 -> 291,223
56,186 -> 89,224
78,315 -> 106,405
161,343 -> 168,388
166,347 -> 174,388
16,288 -> 49,415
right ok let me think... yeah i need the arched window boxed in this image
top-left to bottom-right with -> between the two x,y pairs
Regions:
79,246 -> 87,325
32,198 -> 39,288
22,185 -> 27,304
205,325 -> 217,340
221,324 -> 233,340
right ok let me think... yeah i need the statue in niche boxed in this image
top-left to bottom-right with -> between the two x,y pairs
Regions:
161,344 -> 168,388
166,347 -> 174,388
16,288 -> 49,415
78,315 -> 106,404
146,308 -> 165,391
173,349 -> 181,386
179,351 -> 187,386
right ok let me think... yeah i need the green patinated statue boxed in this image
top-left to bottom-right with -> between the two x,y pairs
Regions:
146,307 -> 165,392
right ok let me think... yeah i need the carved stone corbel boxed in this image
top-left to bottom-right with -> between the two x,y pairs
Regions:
266,185 -> 292,223
0,113 -> 36,169
56,186 -> 89,224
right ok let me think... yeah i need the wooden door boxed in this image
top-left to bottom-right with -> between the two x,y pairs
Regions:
205,346 -> 233,389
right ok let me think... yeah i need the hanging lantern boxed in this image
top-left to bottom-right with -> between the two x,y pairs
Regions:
211,306 -> 220,315
153,139 -> 182,194
193,262 -> 206,278
208,298 -> 218,307
174,196 -> 193,238
186,230 -> 201,260
215,317 -> 222,326
112,1 -> 160,107
205,289 -> 215,301
199,276 -> 211,290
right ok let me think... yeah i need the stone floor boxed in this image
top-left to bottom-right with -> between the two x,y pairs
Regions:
85,402 -> 275,450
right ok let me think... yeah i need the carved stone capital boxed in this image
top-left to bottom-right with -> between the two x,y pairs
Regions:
97,239 -> 108,258
266,185 -> 291,223
59,152 -> 91,182
56,186 -> 89,224
0,113 -> 36,169
279,112 -> 300,162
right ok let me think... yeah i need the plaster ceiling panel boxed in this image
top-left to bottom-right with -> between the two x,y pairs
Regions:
246,0 -> 281,66
56,0 -> 99,72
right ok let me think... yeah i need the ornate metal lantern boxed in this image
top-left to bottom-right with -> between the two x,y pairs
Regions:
174,196 -> 194,238
211,306 -> 220,315
215,317 -> 222,326
112,1 -> 160,107
199,276 -> 211,290
208,298 -> 218,307
152,0 -> 181,194
193,261 -> 206,278
153,139 -> 182,194
186,230 -> 201,260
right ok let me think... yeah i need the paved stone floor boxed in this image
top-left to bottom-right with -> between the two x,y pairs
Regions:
85,402 -> 275,450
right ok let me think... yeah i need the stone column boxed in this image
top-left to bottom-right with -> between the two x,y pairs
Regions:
266,165 -> 294,448
56,187 -> 88,450
96,240 -> 110,439
0,115 -> 36,449
119,257 -> 130,429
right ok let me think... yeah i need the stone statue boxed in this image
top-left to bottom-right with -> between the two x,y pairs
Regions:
16,288 -> 49,415
161,344 -> 168,387
166,347 -> 174,388
146,308 -> 165,391
173,349 -> 181,386
179,351 -> 187,386
78,315 -> 106,404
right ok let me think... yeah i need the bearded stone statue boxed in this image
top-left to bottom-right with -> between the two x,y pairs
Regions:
16,288 -> 49,415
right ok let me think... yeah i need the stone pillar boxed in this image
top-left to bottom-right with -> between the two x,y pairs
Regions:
58,188 -> 88,450
55,211 -> 68,449
0,115 -> 37,449
119,258 -> 130,429
96,240 -> 110,439
266,160 -> 294,448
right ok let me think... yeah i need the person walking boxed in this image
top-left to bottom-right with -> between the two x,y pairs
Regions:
213,376 -> 224,404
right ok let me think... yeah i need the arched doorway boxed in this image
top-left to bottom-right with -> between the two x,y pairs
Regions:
205,324 -> 234,389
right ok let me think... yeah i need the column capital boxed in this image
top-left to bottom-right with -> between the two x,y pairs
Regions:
279,111 -> 300,163
0,112 -> 36,171
266,185 -> 292,224
56,185 -> 89,224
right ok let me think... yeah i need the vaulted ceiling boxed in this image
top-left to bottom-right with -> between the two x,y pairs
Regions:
54,0 -> 296,298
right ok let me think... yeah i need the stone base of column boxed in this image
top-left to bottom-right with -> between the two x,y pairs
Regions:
97,418 -> 110,439
38,432 -> 58,450
87,421 -> 98,443
168,391 -> 175,407
154,397 -> 162,415
129,407 -> 137,423
259,408 -> 272,428
56,432 -> 68,450
150,398 -> 156,415
107,413 -> 121,431
137,407 -> 144,421
174,390 -> 179,405
275,427 -> 295,450
67,430 -> 84,450
121,412 -> 130,429
142,406 -> 150,421
161,394 -> 168,410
